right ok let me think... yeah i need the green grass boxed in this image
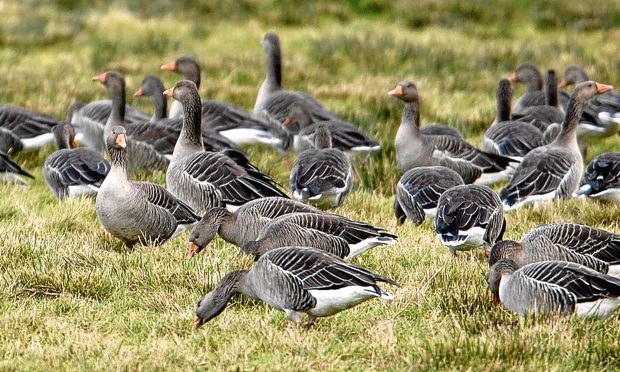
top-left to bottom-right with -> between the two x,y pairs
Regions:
2,1 -> 620,370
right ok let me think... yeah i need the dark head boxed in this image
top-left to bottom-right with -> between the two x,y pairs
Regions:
313,123 -> 332,149
487,240 -> 523,267
262,32 -> 280,54
544,69 -> 559,107
388,81 -> 419,103
187,208 -> 232,259
486,259 -> 519,305
283,102 -> 313,132
496,78 -> 513,122
508,63 -> 542,89
161,56 -> 201,87
52,122 -> 78,150
134,76 -> 165,98
559,66 -> 590,89
92,71 -> 125,94
194,270 -> 247,328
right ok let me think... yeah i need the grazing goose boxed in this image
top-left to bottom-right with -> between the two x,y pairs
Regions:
435,184 -> 505,255
241,212 -> 397,260
394,166 -> 464,225
500,81 -> 612,210
290,123 -> 353,208
0,104 -> 60,154
194,246 -> 399,328
390,80 -> 517,185
487,259 -> 620,319
90,71 -> 170,171
576,153 -> 620,202
512,69 -> 565,131
187,197 -> 321,258
0,151 -> 34,185
43,122 -> 110,199
164,80 -> 287,214
488,223 -> 620,276
482,79 -> 546,160
96,126 -> 199,246
161,56 -> 281,147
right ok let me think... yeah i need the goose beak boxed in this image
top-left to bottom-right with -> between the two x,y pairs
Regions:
92,73 -> 107,83
558,80 -> 569,89
70,138 -> 79,149
161,60 -> 177,71
187,242 -> 200,259
507,72 -> 517,82
492,294 -> 500,306
133,87 -> 145,97
115,133 -> 127,148
163,88 -> 174,98
388,85 -> 404,97
483,249 -> 490,258
193,316 -> 203,329
596,83 -> 613,94
282,117 -> 292,127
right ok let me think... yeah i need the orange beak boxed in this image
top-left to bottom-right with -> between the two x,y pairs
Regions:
484,249 -> 490,258
70,138 -> 79,149
492,293 -> 500,306
92,72 -> 107,83
193,316 -> 202,329
115,133 -> 127,148
133,87 -> 145,97
161,60 -> 177,72
282,117 -> 292,128
507,72 -> 517,82
188,242 -> 200,259
163,88 -> 174,98
558,80 -> 569,89
388,85 -> 404,97
596,82 -> 613,94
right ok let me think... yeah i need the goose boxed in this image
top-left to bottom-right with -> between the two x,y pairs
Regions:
488,223 -> 620,277
482,79 -> 546,160
187,197 -> 320,258
559,65 -> 620,138
389,80 -> 517,185
132,75 -> 167,123
0,151 -> 34,185
96,126 -> 199,246
394,166 -> 464,225
164,80 -> 288,215
500,81 -> 612,210
435,184 -> 505,255
487,259 -> 620,319
0,104 -> 60,154
161,56 -> 281,147
240,212 -> 398,260
509,63 -> 570,115
290,123 -> 353,208
575,153 -> 620,202
194,246 -> 399,328
43,122 -> 110,199
512,69 -> 565,131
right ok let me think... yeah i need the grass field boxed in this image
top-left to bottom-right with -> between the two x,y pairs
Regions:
2,1 -> 620,370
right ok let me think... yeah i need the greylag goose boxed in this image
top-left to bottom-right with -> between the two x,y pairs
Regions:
394,166 -> 464,225
389,80 -> 517,185
96,126 -> 199,246
512,69 -> 565,131
487,259 -> 620,318
290,123 -> 353,208
559,65 -> 620,138
575,153 -> 620,202
509,63 -> 570,115
488,223 -> 620,276
435,184 -> 505,255
164,80 -> 288,214
133,75 -> 167,123
91,71 -> 169,171
482,79 -> 546,160
240,212 -> 397,260
0,151 -> 34,185
43,122 -> 110,199
500,81 -> 613,210
194,246 -> 399,328
0,104 -> 60,154
161,56 -> 281,147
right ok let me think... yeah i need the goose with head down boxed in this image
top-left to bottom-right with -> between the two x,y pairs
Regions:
575,152 -> 620,202
0,104 -> 60,154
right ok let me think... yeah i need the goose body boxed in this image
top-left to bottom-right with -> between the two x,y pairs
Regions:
488,259 -> 620,319
96,127 -> 199,246
394,166 -> 464,225
43,122 -> 110,199
241,212 -> 397,260
0,104 -> 60,153
194,246 -> 399,327
576,152 -> 620,202
500,81 -> 612,210
435,184 -> 505,255
0,151 -> 34,186
511,69 -> 565,130
290,123 -> 353,208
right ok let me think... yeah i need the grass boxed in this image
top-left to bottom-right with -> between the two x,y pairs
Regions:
2,1 -> 620,370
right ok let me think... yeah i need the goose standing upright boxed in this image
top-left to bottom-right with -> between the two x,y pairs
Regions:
389,80 -> 517,185
43,122 -> 110,199
500,81 -> 613,210
512,69 -> 565,130
96,127 -> 199,246
509,63 -> 570,115
0,151 -> 34,185
194,246 -> 399,328
164,80 -> 288,215
0,104 -> 60,154
132,75 -> 168,123
576,153 -> 620,202
290,123 -> 353,208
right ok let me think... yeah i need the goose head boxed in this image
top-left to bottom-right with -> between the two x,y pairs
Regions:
106,126 -> 127,150
92,71 -> 125,95
507,63 -> 542,88
52,122 -> 78,150
194,270 -> 247,328
163,80 -> 200,104
134,75 -> 165,97
388,81 -> 419,103
573,80 -> 613,101
559,66 -> 590,89
187,207 -> 231,259
486,240 -> 523,266
262,31 -> 280,55
282,102 -> 313,131
161,56 -> 200,87
486,259 -> 519,305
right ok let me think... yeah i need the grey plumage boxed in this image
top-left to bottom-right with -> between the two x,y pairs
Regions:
0,151 -> 34,185
0,104 -> 59,154
512,69 -> 565,130
576,152 -> 620,202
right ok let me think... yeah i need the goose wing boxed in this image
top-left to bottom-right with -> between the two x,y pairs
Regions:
45,148 -> 109,186
134,181 -> 199,224
578,153 -> 620,196
0,104 -> 59,138
0,151 -> 34,178
429,134 -> 515,173
290,149 -> 350,195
